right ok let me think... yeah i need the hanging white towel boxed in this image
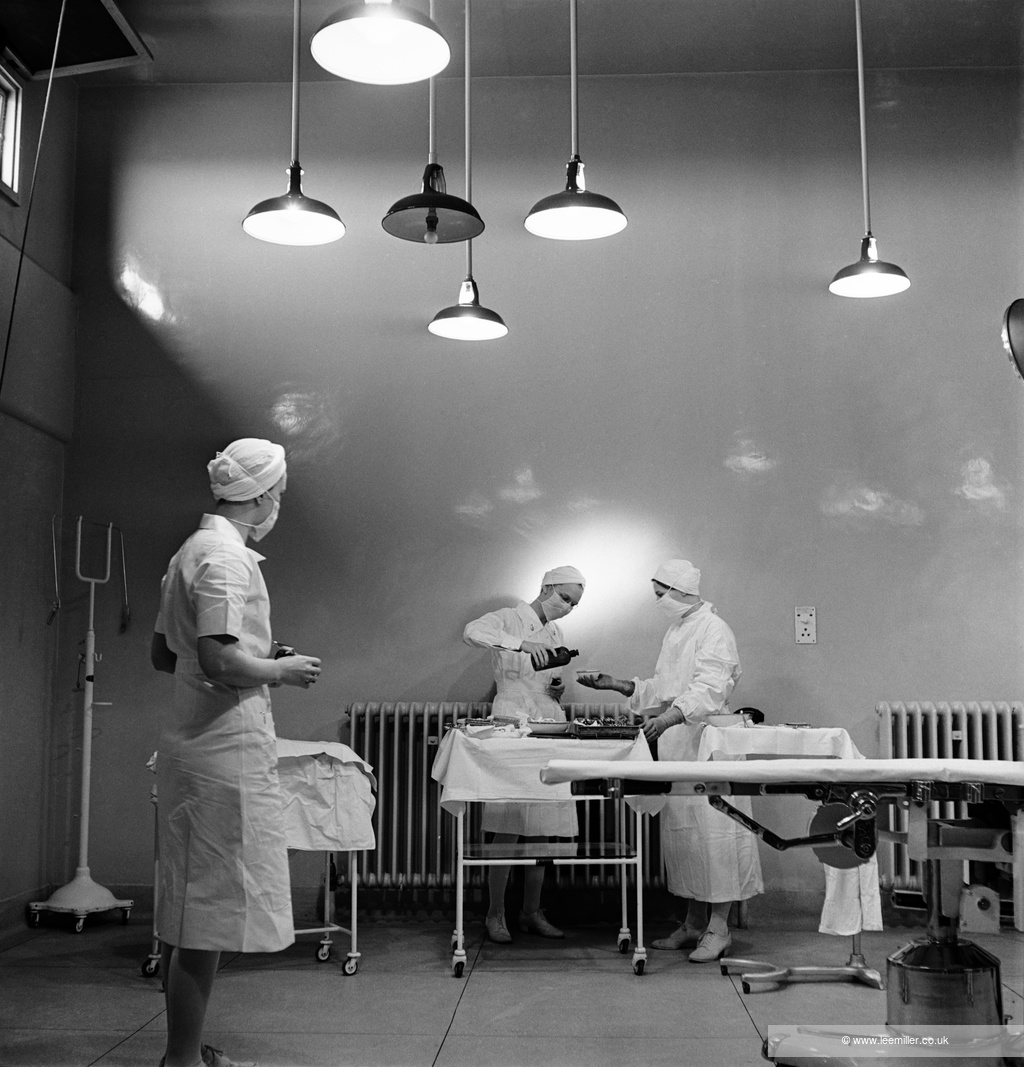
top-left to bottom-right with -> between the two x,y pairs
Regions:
819,856 -> 883,936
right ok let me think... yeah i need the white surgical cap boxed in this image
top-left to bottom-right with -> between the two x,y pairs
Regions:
208,438 -> 286,501
542,565 -> 586,589
653,559 -> 701,595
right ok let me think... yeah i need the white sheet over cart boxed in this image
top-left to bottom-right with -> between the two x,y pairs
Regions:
699,724 -> 882,936
431,730 -> 663,814
275,739 -> 376,850
274,739 -> 377,974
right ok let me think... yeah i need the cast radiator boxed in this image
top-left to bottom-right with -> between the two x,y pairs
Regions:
876,701 -> 1024,899
341,702 -> 663,901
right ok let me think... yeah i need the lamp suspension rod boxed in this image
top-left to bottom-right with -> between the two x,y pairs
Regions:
290,0 -> 301,164
569,0 -> 579,157
464,0 -> 473,278
428,0 -> 437,163
854,0 -> 870,235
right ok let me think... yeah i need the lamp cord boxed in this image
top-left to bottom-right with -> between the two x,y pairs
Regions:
855,0 -> 871,235
0,0 -> 68,405
464,0 -> 472,279
428,0 -> 437,164
290,0 -> 301,165
569,0 -> 579,158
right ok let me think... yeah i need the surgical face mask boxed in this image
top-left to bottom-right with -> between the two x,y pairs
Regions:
239,497 -> 280,542
542,591 -> 575,622
655,592 -> 698,622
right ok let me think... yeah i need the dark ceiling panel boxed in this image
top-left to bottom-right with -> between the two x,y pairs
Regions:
0,0 -> 150,79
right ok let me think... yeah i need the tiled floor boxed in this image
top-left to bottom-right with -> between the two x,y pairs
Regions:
0,911 -> 1021,1067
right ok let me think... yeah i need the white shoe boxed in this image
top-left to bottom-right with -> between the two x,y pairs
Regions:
688,929 -> 732,963
651,924 -> 702,950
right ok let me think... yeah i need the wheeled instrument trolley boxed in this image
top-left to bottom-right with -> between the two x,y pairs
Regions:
431,726 -> 662,978
143,739 -> 375,977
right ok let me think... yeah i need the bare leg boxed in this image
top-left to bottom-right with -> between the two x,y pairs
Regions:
162,944 -> 220,1067
486,832 -> 518,920
522,864 -> 544,914
707,901 -> 731,934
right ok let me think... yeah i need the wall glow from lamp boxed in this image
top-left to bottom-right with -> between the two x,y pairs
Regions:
524,0 -> 626,241
519,516 -> 666,626
244,0 -> 345,246
829,0 -> 908,297
311,0 -> 450,85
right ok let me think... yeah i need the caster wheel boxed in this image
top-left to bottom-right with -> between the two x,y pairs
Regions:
315,944 -> 332,963
720,965 -> 729,976
453,961 -> 465,978
121,909 -> 132,925
343,958 -> 358,976
74,917 -> 85,934
142,957 -> 160,978
617,938 -> 630,954
25,906 -> 40,929
742,982 -> 751,995
633,959 -> 645,976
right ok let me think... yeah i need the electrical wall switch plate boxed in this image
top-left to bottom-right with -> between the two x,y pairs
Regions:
795,606 -> 816,644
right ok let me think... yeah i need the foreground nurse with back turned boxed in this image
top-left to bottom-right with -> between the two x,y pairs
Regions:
150,438 -> 322,1067
579,558 -> 762,962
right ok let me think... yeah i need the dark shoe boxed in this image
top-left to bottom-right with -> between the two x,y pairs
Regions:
518,909 -> 564,939
485,914 -> 512,943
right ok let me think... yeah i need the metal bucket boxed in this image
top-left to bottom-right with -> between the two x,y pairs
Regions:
887,937 -> 1003,1028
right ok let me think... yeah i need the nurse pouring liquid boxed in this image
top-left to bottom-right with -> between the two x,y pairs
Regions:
462,565 -> 586,945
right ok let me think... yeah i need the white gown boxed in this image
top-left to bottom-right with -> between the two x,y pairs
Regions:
154,514 -> 294,953
629,602 -> 763,903
463,602 -> 578,837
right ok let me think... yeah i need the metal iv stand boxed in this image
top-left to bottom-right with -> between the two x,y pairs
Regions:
28,518 -> 133,932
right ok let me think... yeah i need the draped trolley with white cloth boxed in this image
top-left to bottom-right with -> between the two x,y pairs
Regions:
275,739 -> 376,974
431,728 -> 662,977
143,740 -> 376,977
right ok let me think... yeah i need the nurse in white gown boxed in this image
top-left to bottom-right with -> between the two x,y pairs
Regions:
579,559 -> 762,963
151,439 -> 322,1067
463,565 -> 585,944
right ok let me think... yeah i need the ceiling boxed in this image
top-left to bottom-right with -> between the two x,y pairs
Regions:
4,0 -> 1023,86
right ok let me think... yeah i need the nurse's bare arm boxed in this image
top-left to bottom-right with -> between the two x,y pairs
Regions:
151,632 -> 177,674
197,635 -> 321,689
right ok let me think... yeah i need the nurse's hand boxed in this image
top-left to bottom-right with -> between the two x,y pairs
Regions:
576,672 -> 617,690
545,679 -> 565,702
520,640 -> 554,670
277,654 -> 322,689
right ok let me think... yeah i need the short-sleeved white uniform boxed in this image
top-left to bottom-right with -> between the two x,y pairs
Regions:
463,602 -> 578,838
154,513 -> 293,952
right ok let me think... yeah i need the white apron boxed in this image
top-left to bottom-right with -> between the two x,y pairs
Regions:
155,515 -> 294,953
158,670 -> 294,952
465,602 -> 578,838
657,722 -> 763,902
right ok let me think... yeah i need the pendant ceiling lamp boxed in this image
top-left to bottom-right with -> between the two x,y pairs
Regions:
243,0 -> 345,245
311,0 -> 450,85
828,0 -> 909,297
429,0 -> 507,339
382,2 -> 483,244
524,0 -> 626,241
